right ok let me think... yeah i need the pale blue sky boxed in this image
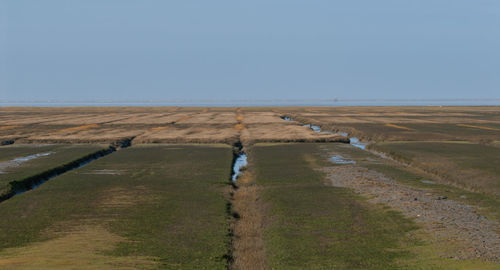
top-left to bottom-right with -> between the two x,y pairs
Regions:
1,1 -> 499,102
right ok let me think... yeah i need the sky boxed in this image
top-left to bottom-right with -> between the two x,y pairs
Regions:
1,0 -> 499,103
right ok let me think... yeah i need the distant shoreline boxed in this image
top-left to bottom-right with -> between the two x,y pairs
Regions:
1,99 -> 500,107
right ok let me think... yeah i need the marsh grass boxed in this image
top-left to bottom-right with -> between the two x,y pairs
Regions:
0,144 -> 108,198
253,143 -> 423,269
0,144 -> 234,269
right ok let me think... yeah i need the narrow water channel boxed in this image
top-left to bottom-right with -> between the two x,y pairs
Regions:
281,116 -> 368,149
0,147 -> 116,203
231,152 -> 248,182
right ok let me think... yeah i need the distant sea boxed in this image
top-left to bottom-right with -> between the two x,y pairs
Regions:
1,99 -> 499,107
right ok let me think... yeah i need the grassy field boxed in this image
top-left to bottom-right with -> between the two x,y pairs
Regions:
370,142 -> 500,196
328,142 -> 500,221
0,107 -> 346,145
0,144 -> 233,269
281,106 -> 500,143
253,143 -> 418,269
251,143 -> 499,269
1,107 -> 499,268
0,144 -> 108,198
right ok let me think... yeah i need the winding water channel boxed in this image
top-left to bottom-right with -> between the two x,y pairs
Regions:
282,117 -> 368,149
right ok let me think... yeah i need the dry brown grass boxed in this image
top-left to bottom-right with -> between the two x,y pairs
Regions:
235,124 -> 245,131
20,126 -> 144,144
231,170 -> 268,270
241,112 -> 285,124
0,225 -> 158,270
3,106 -> 496,145
182,112 -> 238,124
134,124 -> 239,144
457,124 -> 500,131
150,126 -> 169,131
385,123 -> 414,130
57,124 -> 100,133
173,114 -> 194,123
236,114 -> 244,122
240,123 -> 348,145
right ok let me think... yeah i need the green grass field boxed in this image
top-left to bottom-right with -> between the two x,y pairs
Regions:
0,144 -> 108,198
0,144 -> 233,269
252,143 -> 499,269
253,143 -> 421,269
328,142 -> 500,222
370,141 -> 500,196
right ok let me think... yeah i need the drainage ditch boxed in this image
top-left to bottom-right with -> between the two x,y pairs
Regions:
225,141 -> 244,266
281,115 -> 368,149
1,140 -> 15,146
0,138 -> 133,204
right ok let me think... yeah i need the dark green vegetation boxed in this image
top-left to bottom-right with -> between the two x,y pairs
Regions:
0,144 -> 233,269
371,142 -> 500,188
253,143 -> 423,269
0,144 -> 108,198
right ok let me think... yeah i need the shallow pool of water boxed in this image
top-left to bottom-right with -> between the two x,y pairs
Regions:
232,153 -> 248,182
349,137 -> 368,150
421,179 -> 436,185
330,155 -> 356,164
0,152 -> 53,174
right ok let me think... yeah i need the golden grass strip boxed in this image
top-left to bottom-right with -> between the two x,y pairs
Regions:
385,123 -> 414,130
457,124 -> 500,131
151,126 -> 169,131
234,124 -> 245,131
57,124 -> 100,133
174,115 -> 193,123
236,114 -> 244,122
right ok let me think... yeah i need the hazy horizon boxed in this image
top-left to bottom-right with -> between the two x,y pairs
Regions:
1,1 -> 499,102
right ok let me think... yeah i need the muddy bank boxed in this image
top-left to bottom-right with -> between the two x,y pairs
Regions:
321,165 -> 500,262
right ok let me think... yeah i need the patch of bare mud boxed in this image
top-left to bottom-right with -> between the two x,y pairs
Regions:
320,165 -> 500,262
